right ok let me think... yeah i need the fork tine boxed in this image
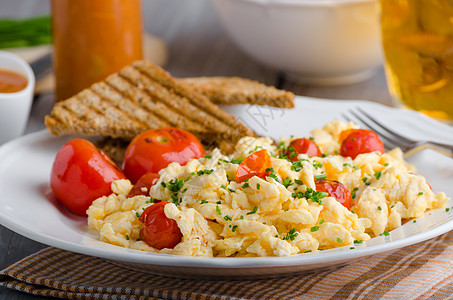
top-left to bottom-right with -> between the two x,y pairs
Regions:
347,109 -> 411,150
356,107 -> 416,144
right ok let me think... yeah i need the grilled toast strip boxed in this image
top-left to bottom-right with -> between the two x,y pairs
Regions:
45,60 -> 256,152
178,76 -> 295,108
132,60 -> 255,139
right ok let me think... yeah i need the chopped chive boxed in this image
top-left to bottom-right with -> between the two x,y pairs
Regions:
282,228 -> 299,241
200,200 -> 208,204
230,158 -> 244,164
374,171 -> 382,180
315,174 -> 327,180
256,183 -> 261,190
216,205 -> 222,215
336,237 -> 342,243
246,206 -> 258,215
310,226 -> 319,232
378,206 -> 382,211
282,177 -> 292,188
224,215 -> 232,221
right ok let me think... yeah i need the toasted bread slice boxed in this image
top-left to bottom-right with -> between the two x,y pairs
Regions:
178,77 -> 294,108
45,60 -> 255,153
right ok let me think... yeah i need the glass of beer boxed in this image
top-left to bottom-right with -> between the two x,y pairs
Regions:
379,0 -> 453,122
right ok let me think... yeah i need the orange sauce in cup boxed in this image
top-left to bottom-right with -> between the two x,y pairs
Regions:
0,69 -> 28,93
51,0 -> 143,101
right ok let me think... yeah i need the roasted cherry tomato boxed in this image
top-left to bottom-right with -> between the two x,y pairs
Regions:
339,129 -> 385,159
236,149 -> 272,183
127,172 -> 160,198
139,202 -> 182,250
315,179 -> 352,209
50,138 -> 126,216
284,138 -> 322,161
123,127 -> 205,183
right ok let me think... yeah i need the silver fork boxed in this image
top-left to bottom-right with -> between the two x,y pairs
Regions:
342,107 -> 453,158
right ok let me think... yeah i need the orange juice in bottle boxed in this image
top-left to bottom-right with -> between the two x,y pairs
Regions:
51,0 -> 143,101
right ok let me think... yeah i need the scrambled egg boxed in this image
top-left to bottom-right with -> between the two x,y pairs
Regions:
87,120 -> 449,257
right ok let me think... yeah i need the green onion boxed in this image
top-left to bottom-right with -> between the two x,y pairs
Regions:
374,171 -> 382,180
315,174 -> 327,180
282,228 -> 299,241
246,206 -> 258,215
310,226 -> 319,232
0,16 -> 52,49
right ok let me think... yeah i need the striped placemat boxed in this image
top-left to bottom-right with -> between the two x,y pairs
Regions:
1,231 -> 453,299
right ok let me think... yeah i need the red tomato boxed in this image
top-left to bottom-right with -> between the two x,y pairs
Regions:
139,202 -> 182,250
315,179 -> 352,209
123,127 -> 205,183
339,129 -> 385,159
127,172 -> 160,198
284,138 -> 322,161
50,138 -> 126,216
236,149 -> 272,183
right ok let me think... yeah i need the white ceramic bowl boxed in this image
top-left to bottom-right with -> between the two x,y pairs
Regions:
0,51 -> 35,145
211,0 -> 383,85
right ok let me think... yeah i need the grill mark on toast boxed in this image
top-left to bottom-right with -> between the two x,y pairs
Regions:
132,61 -> 254,138
119,66 -> 229,134
110,69 -> 207,133
90,81 -> 165,130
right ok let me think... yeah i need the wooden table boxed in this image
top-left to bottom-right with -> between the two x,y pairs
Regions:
0,0 -> 392,298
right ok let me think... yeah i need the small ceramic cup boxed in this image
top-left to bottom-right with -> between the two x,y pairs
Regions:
0,51 -> 35,145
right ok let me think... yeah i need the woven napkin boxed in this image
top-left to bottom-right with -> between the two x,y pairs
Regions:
1,231 -> 453,300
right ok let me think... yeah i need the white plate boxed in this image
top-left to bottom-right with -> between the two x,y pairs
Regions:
0,96 -> 452,279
